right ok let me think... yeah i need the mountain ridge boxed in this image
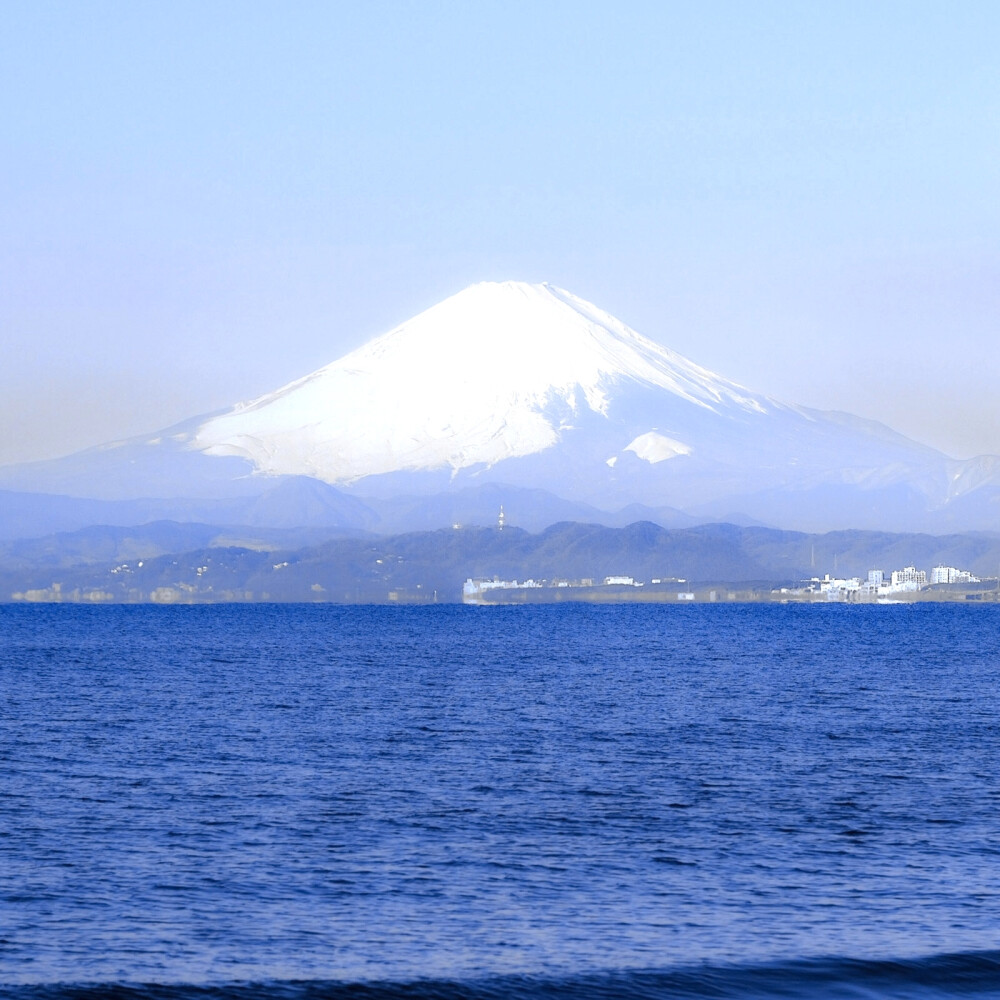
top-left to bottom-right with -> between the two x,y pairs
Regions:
2,280 -> 997,533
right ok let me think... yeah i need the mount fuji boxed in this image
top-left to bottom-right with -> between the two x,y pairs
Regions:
3,281 -> 998,535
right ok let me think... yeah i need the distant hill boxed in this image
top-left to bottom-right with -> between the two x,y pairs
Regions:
0,482 -> 699,543
3,521 -> 997,604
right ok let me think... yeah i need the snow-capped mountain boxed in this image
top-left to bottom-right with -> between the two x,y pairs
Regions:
3,281 -> 998,533
194,281 -> 767,482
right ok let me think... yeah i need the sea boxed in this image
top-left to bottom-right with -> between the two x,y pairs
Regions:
2,603 -> 1000,999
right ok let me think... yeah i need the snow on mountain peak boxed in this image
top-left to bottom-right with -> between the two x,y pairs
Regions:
625,431 -> 694,464
193,281 -> 763,483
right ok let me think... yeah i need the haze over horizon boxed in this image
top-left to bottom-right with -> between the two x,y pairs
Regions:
3,2 -> 998,467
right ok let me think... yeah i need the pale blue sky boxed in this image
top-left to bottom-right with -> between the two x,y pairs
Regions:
3,1 -> 998,464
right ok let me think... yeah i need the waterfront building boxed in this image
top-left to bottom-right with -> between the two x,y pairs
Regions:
930,566 -> 980,585
890,566 -> 927,588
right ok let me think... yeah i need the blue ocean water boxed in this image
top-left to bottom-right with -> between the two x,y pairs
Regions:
2,603 -> 1000,998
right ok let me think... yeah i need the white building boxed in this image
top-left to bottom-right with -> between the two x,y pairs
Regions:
463,577 -> 543,598
868,569 -> 884,587
890,566 -> 927,588
819,575 -> 862,601
930,566 -> 979,585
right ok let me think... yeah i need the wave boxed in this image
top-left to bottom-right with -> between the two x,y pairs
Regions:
8,951 -> 1000,1000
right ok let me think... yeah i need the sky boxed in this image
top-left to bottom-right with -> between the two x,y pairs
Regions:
2,0 -> 998,465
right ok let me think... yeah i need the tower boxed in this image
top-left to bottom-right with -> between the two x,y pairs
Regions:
498,505 -> 506,531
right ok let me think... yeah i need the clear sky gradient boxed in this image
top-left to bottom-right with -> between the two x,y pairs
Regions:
3,1 -> 998,465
